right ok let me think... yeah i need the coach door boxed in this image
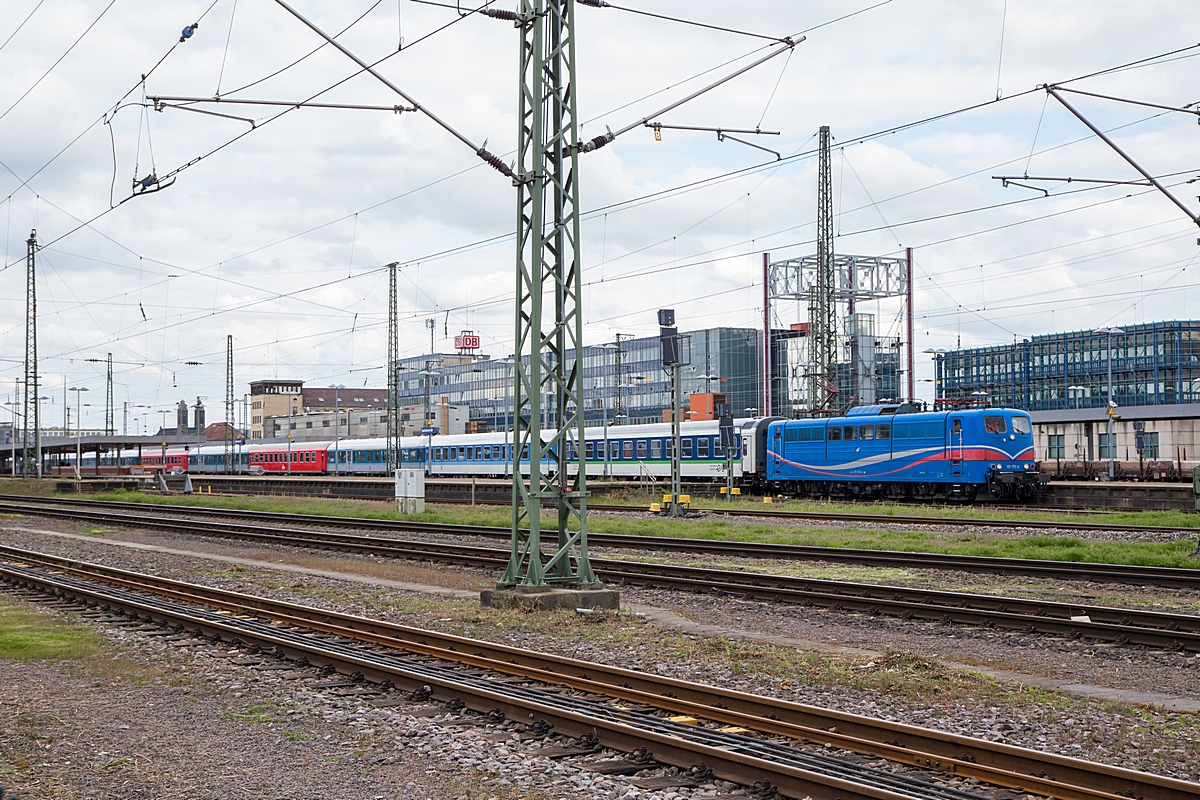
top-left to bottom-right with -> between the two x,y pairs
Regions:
949,416 -> 965,477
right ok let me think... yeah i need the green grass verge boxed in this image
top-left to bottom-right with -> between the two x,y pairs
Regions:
64,489 -> 1200,570
0,597 -> 106,661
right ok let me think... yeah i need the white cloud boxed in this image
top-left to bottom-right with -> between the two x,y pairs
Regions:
1,0 -> 1199,422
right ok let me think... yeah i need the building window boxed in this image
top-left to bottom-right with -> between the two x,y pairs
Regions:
322,420 -> 330,427
1098,433 -> 1113,459
1047,434 -> 1065,460
305,421 -> 313,428
1139,431 -> 1159,458
360,417 -> 368,424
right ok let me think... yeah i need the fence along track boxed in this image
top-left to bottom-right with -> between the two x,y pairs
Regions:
3,495 -> 1200,589
0,544 -> 1189,800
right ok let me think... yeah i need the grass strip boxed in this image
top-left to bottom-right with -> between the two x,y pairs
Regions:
56,490 -> 1200,570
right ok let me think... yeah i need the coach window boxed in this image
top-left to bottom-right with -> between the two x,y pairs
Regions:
449,448 -> 457,460
828,426 -> 841,441
665,438 -> 674,458
843,425 -> 857,441
475,446 -> 482,460
697,437 -> 709,458
637,440 -> 647,459
651,439 -> 662,459
585,441 -> 594,459
623,441 -> 633,459
682,438 -> 693,459
859,425 -> 874,440
876,424 -> 890,440
610,441 -> 620,459
984,416 -> 1007,434
459,447 -> 467,460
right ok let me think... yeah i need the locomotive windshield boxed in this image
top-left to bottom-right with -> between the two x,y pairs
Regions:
1012,415 -> 1031,435
983,416 -> 1007,434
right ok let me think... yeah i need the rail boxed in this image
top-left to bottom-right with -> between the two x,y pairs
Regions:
0,544 -> 1190,800
3,495 -> 1199,588
2,500 -> 1199,651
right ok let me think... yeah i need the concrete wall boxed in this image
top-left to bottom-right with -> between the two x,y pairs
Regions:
1034,418 -> 1200,463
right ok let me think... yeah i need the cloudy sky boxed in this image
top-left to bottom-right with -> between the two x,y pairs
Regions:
1,0 -> 1198,430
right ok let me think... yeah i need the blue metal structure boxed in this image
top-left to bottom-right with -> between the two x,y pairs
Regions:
938,321 -> 1200,411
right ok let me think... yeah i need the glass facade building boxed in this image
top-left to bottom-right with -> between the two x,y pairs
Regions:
394,327 -> 776,431
937,320 -> 1200,411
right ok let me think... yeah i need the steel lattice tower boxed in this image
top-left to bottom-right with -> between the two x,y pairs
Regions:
22,230 -> 39,478
104,353 -> 114,436
224,335 -> 234,474
808,126 -> 838,411
503,0 -> 596,587
386,261 -> 400,474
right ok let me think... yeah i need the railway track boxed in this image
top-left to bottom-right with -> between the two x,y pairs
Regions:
3,498 -> 1200,652
4,495 -> 1200,589
0,543 -> 1190,800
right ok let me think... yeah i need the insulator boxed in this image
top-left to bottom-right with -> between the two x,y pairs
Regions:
579,0 -> 610,7
580,131 -> 615,153
484,8 -> 520,21
477,147 -> 515,178
180,23 -> 197,43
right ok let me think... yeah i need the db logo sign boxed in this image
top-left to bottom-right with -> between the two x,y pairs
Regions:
455,334 -> 481,350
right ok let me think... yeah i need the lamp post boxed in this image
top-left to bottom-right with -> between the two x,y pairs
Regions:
69,387 -> 89,481
923,348 -> 947,409
1094,327 -> 1124,479
332,384 -> 345,476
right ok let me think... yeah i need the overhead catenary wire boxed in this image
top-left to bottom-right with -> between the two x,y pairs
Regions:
0,0 -> 47,54
0,0 -> 119,123
9,23 -> 1200,376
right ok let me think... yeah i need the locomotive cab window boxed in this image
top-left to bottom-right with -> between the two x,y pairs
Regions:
828,426 -> 841,441
983,416 -> 1007,434
1012,416 -> 1031,435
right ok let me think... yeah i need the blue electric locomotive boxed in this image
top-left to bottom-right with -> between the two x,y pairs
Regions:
742,403 -> 1045,501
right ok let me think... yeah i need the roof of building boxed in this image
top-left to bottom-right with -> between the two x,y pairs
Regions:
203,421 -> 246,441
303,387 -> 387,408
